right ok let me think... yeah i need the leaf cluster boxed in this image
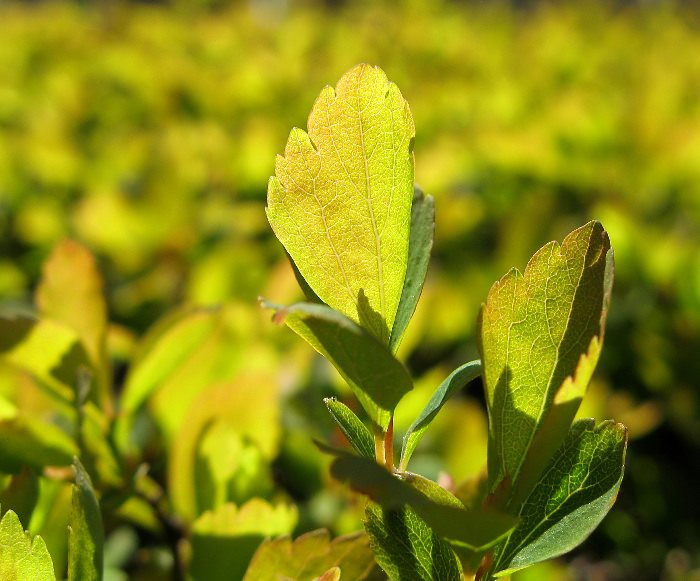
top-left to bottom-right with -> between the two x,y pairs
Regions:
264,64 -> 628,580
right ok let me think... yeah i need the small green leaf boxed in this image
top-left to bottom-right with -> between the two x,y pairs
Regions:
243,529 -> 379,581
490,419 -> 627,578
365,502 -> 462,581
0,506 -> 56,581
267,64 -> 415,344
389,185 -> 435,353
324,398 -> 375,459
323,446 -> 517,549
263,301 -> 412,429
68,458 -> 104,581
400,360 -> 481,471
190,500 -> 297,581
478,221 -> 612,495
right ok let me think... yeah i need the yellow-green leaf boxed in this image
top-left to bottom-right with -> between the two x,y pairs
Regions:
267,64 -> 415,344
189,500 -> 297,581
0,506 -> 55,581
478,221 -> 612,497
243,530 -> 378,581
68,459 -> 104,581
36,240 -> 110,408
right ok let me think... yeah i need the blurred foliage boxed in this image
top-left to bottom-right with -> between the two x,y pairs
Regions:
1,0 -> 699,579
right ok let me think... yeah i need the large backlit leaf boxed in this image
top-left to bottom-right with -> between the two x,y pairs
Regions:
323,446 -> 516,549
189,500 -> 297,581
264,301 -> 412,429
490,420 -> 627,578
400,360 -> 481,471
389,185 -> 434,353
267,64 -> 415,344
478,221 -> 612,496
0,506 -> 55,581
68,459 -> 104,581
243,529 -> 379,581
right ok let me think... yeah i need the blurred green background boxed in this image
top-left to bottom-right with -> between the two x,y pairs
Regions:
1,0 -> 699,579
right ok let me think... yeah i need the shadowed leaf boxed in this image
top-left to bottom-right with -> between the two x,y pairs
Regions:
324,398 -> 375,459
490,420 -> 627,578
263,301 -> 412,429
365,502 -> 462,581
68,458 -> 104,581
322,445 -> 517,549
389,185 -> 434,352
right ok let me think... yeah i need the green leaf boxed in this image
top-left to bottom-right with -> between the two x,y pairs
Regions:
324,398 -> 375,459
68,458 -> 104,581
190,500 -> 297,581
168,376 -> 279,521
243,529 -> 379,581
400,360 -> 481,471
36,240 -> 110,409
490,419 -> 627,578
0,316 -> 91,400
478,221 -> 613,496
365,502 -> 462,581
0,506 -> 55,581
0,467 -> 39,529
323,446 -> 517,549
263,301 -> 412,429
120,306 -> 220,414
267,63 -> 415,344
0,416 -> 77,473
389,185 -> 435,353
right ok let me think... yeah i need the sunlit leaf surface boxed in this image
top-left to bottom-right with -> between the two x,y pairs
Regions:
267,64 -> 415,343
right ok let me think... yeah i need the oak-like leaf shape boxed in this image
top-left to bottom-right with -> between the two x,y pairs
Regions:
0,505 -> 55,581
489,419 -> 627,578
478,221 -> 613,496
243,529 -> 379,581
267,64 -> 415,344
